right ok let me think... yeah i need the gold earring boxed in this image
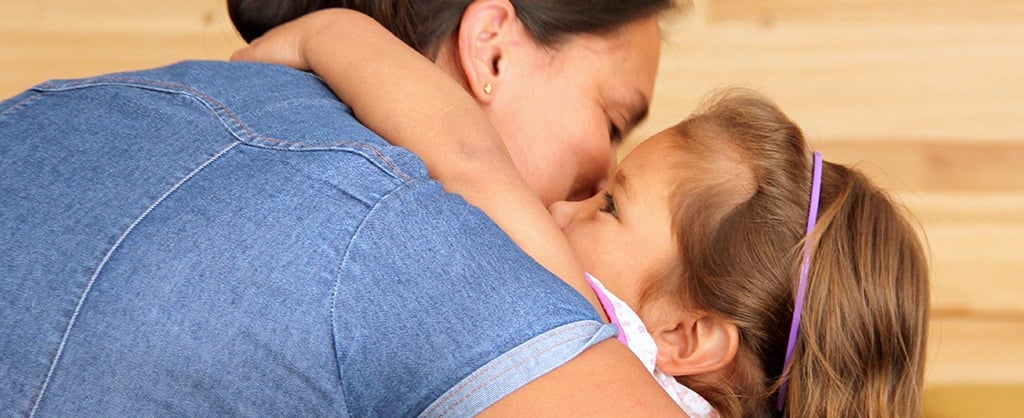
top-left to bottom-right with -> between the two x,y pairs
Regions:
483,83 -> 493,94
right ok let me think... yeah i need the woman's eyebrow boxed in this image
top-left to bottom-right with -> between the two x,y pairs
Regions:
628,104 -> 649,130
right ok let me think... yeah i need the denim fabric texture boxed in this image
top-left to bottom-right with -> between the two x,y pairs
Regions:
0,61 -> 616,416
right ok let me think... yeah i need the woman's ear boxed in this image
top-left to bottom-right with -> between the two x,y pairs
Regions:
455,0 -> 516,103
651,310 -> 739,376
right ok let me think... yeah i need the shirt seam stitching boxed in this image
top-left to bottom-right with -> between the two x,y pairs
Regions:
0,91 -> 46,119
27,141 -> 240,416
423,321 -> 607,417
33,77 -> 411,181
330,176 -> 431,411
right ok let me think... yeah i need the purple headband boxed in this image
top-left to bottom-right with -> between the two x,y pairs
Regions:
776,151 -> 823,411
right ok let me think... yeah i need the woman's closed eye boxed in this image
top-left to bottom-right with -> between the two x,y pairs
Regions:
609,122 -> 624,144
600,192 -> 618,218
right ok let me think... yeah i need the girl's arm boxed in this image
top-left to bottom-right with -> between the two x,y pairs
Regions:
231,9 -> 597,310
229,13 -> 691,415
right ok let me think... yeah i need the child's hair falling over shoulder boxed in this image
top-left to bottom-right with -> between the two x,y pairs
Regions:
655,89 -> 930,417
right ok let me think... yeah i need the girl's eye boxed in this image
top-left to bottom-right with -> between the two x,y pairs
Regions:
600,192 -> 618,218
609,123 -> 623,144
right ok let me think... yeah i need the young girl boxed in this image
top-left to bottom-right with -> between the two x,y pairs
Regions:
233,9 -> 930,417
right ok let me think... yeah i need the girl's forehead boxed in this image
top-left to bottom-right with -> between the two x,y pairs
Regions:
619,131 -> 689,171
618,130 -> 747,204
612,134 -> 688,198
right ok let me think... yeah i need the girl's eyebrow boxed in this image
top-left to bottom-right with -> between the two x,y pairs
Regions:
615,171 -> 633,201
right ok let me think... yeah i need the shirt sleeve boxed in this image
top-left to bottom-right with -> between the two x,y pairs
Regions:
332,176 -> 617,417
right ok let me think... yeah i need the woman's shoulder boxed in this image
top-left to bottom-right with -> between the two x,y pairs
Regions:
143,60 -> 433,179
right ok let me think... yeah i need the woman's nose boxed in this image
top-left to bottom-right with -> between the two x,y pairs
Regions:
564,158 -> 615,203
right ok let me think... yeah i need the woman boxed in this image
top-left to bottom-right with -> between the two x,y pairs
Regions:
0,0 -> 687,416
229,0 -> 671,205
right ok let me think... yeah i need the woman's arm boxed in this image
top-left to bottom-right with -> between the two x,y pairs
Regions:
231,9 -> 597,311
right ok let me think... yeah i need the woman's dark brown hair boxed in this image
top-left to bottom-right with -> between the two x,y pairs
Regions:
228,0 -> 677,58
652,89 -> 930,417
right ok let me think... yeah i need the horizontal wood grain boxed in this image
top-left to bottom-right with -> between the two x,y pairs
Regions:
0,0 -> 242,97
926,222 -> 1024,315
818,141 -> 1024,193
0,0 -> 229,32
925,384 -> 1024,418
637,21 -> 1024,145
927,317 -> 1024,385
0,29 -> 241,93
706,0 -> 1024,23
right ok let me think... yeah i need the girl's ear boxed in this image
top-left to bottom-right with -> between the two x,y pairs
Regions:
454,0 -> 516,103
651,310 -> 739,376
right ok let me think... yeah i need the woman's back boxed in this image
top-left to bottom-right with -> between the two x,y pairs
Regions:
0,60 -> 618,415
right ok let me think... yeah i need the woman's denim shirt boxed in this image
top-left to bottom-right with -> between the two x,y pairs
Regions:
0,61 -> 617,416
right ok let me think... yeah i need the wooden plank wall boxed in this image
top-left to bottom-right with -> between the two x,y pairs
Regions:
2,0 -> 1022,411
642,0 -> 1024,393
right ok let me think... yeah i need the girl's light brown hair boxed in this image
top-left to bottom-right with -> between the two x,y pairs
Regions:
652,89 -> 930,417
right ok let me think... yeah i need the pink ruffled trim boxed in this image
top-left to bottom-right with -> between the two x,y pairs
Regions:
585,273 -> 719,418
585,273 -> 628,345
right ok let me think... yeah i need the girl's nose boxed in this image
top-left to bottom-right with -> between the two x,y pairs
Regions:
548,200 -> 582,229
548,193 -> 601,229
